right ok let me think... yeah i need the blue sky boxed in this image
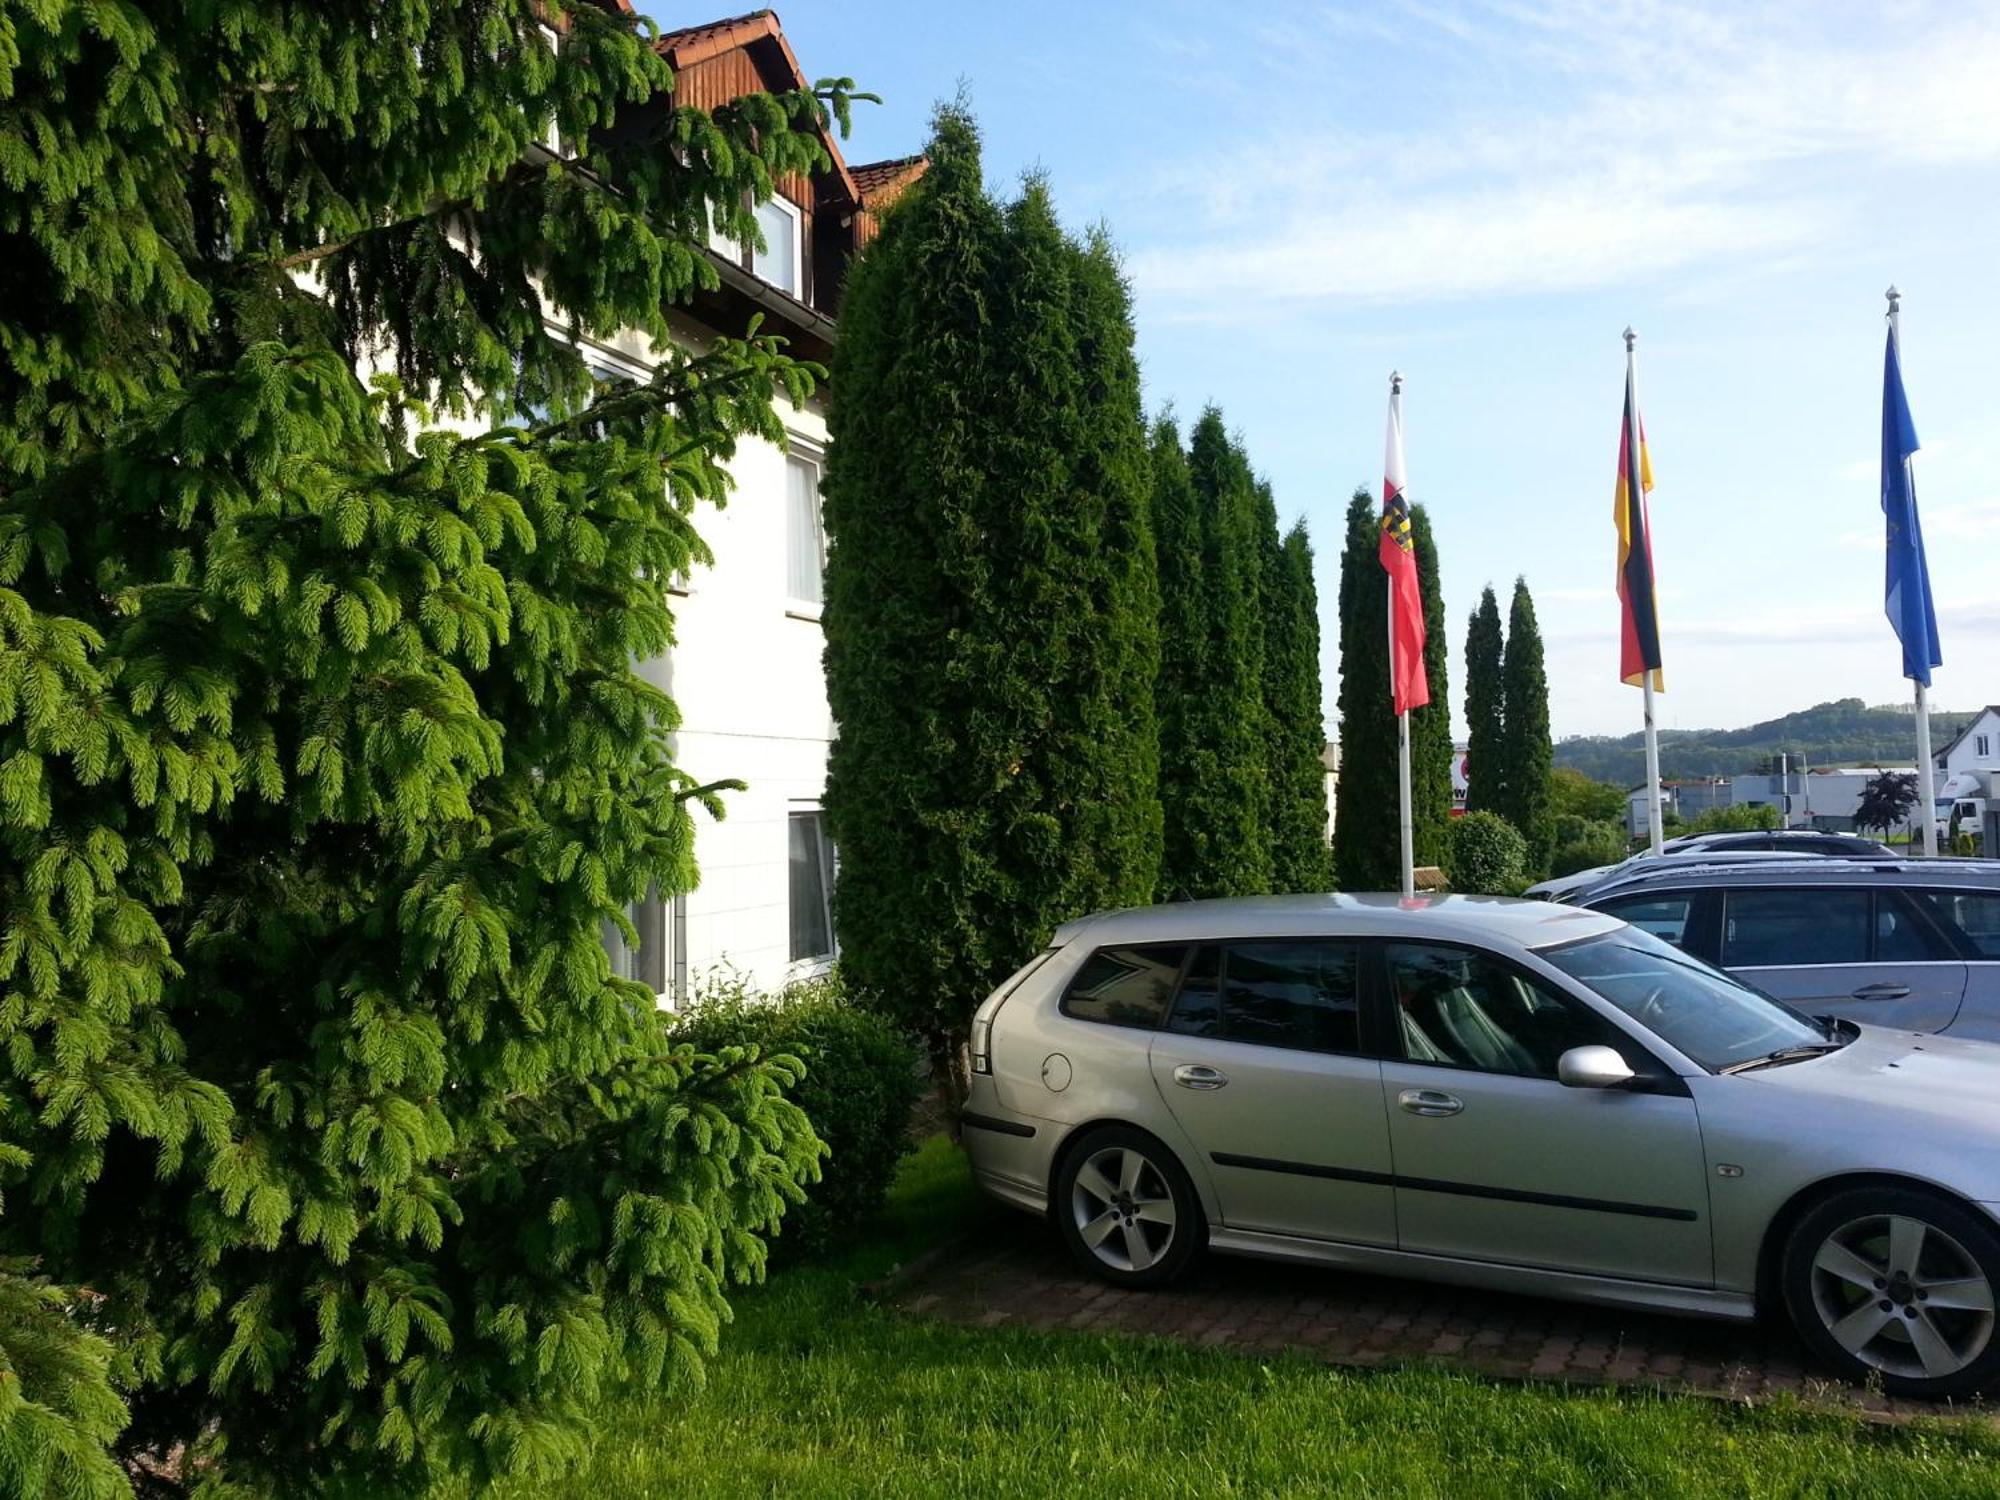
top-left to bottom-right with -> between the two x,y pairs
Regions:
677,0 -> 2000,740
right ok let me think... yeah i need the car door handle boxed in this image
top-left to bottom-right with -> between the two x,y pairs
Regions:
1851,982 -> 1912,1000
1397,1088 -> 1464,1118
1173,1065 -> 1228,1090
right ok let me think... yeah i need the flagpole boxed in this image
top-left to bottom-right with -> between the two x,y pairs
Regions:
1627,327 -> 1666,856
1390,371 -> 1415,900
1888,286 -> 1939,857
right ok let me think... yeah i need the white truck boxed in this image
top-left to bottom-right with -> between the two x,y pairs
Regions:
1937,768 -> 1992,850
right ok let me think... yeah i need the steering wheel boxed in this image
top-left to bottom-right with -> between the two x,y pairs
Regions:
1633,984 -> 1673,1028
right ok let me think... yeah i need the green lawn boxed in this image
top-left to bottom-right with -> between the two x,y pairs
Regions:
462,1137 -> 2000,1499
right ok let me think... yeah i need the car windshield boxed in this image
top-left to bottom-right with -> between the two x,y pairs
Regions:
1538,927 -> 1832,1072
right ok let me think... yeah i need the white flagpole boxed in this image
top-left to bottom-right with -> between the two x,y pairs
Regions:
1627,328 -> 1666,856
1889,286 -> 1939,857
1389,372 -> 1415,900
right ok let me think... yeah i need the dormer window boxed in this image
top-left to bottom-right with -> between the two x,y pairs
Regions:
752,196 -> 802,298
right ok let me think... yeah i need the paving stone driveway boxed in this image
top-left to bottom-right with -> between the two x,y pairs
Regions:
892,1209 -> 1987,1422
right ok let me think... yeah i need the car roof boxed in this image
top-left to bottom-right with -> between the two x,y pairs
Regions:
1576,856 -> 2000,903
1052,893 -> 1625,951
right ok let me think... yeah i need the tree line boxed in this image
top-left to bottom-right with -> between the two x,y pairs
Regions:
823,106 -> 1332,1093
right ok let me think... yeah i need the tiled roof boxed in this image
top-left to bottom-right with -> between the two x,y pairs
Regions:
654,10 -> 776,65
850,154 -> 927,197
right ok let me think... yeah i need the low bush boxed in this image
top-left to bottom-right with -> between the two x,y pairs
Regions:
672,973 -> 924,1263
1550,815 -> 1630,876
1446,811 -> 1528,894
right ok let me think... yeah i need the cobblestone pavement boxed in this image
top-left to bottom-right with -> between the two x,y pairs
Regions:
892,1210 -> 1989,1421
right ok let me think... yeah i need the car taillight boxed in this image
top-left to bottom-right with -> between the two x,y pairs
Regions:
970,1016 -> 993,1075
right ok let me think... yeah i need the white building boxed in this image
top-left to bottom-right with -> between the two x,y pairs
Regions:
580,12 -> 925,1002
1933,705 -> 2000,847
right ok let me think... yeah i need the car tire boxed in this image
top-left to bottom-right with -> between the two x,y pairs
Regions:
1053,1125 -> 1204,1288
1781,1184 -> 2000,1399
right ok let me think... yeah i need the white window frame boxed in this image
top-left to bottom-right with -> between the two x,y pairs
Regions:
785,438 -> 827,619
1978,734 -> 1991,758
751,194 -> 805,298
788,807 -> 837,971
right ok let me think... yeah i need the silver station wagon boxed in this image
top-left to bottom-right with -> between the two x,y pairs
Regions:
962,895 -> 2000,1398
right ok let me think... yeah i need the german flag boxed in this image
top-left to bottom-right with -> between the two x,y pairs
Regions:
1614,368 -> 1663,690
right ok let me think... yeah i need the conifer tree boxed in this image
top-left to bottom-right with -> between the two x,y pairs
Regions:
1264,519 -> 1333,891
1151,418 -> 1206,896
1,5 -> 854,1490
822,112 -> 1161,1094
1464,585 -> 1506,817
1409,506 -> 1454,868
1500,577 -> 1557,874
1333,491 -> 1398,890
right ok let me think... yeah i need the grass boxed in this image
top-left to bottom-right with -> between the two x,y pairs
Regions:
465,1137 -> 2000,1499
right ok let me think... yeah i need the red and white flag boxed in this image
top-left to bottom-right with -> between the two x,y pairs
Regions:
1378,375 -> 1430,715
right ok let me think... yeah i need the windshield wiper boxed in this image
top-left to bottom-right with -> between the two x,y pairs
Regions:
1719,1040 -> 1850,1075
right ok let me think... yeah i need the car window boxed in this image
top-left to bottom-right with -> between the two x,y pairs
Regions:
1165,941 -> 1362,1054
1384,942 -> 1629,1080
1875,894 -> 1948,963
1723,888 -> 1869,967
1061,944 -> 1187,1028
1912,890 -> 2000,959
1593,894 -> 1694,949
1542,928 -> 1828,1072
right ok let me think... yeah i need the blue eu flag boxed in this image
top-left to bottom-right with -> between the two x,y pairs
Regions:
1882,330 -> 1941,686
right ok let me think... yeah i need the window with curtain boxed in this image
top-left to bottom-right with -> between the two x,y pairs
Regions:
789,811 -> 836,964
787,452 -> 825,605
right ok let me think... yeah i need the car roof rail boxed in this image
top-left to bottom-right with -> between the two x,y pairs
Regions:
1575,854 -> 2000,901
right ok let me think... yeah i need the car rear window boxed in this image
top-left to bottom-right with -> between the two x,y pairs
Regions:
1723,888 -> 1869,966
1061,944 -> 1187,1028
1165,941 -> 1362,1054
1593,894 -> 1694,950
1913,890 -> 2000,959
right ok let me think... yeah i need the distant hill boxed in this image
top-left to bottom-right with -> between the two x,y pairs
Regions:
1554,698 -> 1978,787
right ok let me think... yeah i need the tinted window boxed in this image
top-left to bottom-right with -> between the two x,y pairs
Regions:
1724,888 -> 1869,966
1875,894 -> 1947,962
1386,943 -> 1628,1080
1062,945 -> 1186,1028
1167,941 -> 1360,1054
1914,890 -> 2000,959
1595,894 -> 1694,949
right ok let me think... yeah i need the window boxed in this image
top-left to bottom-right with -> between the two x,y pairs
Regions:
1914,890 -> 2000,959
1977,734 -> 1991,758
1875,894 -> 1948,962
1594,894 -> 1694,950
1723,888 -> 1869,967
752,196 -> 802,297
786,451 -> 825,605
1061,944 -> 1187,1029
788,811 -> 836,964
1386,942 -> 1629,1079
1165,941 -> 1361,1054
602,888 -> 668,995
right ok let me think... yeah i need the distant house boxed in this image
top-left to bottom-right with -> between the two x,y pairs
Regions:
1933,705 -> 2000,846
572,8 -> 925,999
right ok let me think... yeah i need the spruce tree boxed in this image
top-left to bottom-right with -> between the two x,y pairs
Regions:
822,113 -> 1162,1093
1408,506 -> 1453,869
1151,418 -> 1206,897
1332,490 -> 1399,890
1,6 -> 852,1490
1500,577 -> 1557,874
1464,585 -> 1506,817
1264,521 -> 1333,891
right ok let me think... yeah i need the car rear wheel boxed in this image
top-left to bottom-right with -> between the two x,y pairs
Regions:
1782,1185 -> 2000,1399
1054,1125 -> 1203,1288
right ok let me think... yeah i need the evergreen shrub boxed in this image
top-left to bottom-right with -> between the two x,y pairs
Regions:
1446,811 -> 1529,894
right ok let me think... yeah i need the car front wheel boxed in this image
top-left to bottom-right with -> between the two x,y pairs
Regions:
1781,1185 -> 2000,1399
1053,1125 -> 1203,1288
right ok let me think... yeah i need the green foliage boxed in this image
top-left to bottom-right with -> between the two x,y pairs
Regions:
669,975 -> 922,1265
1855,769 -> 1920,835
1,4 -> 846,1492
0,1260 -> 129,1500
822,108 -> 1161,1085
1264,522 -> 1332,891
1550,817 -> 1630,877
1446,811 -> 1529,895
1333,493 -> 1450,889
1332,492 -> 1395,891
1550,766 -> 1627,826
1497,579 -> 1554,876
1408,507 -> 1453,869
1463,586 -> 1505,818
1555,697 -> 1979,785
1683,802 -> 1783,834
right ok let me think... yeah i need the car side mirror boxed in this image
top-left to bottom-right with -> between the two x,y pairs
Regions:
1557,1045 -> 1637,1089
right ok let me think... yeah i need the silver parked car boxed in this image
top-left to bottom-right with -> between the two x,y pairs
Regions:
1525,830 -> 1894,903
963,895 -> 2000,1397
1570,858 -> 2000,1039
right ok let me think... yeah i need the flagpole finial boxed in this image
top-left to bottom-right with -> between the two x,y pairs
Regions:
1885,285 -> 1901,316
1622,326 -> 1637,351
1390,370 -> 1402,395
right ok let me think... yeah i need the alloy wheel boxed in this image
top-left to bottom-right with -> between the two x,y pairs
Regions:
1808,1212 -> 1997,1382
1069,1145 -> 1178,1274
